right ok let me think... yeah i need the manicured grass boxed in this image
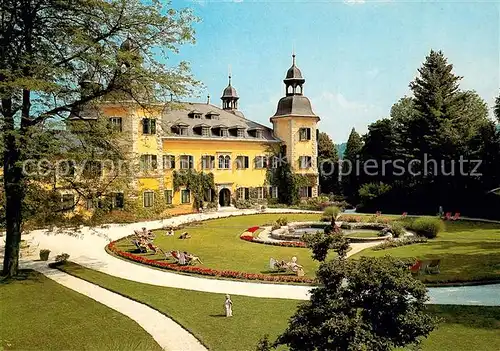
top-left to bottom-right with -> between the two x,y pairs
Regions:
354,221 -> 500,284
0,270 -> 161,351
420,305 -> 500,351
59,262 -> 298,351
113,213 -> 324,278
345,229 -> 381,238
59,263 -> 500,351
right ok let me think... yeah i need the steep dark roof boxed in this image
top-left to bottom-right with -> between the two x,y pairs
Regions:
285,65 -> 303,80
272,95 -> 317,118
222,85 -> 238,98
162,102 -> 279,142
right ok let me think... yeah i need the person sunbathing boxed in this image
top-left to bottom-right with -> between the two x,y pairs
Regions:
179,232 -> 191,239
184,251 -> 202,265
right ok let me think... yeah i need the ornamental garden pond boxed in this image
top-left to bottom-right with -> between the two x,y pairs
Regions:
108,211 -> 500,285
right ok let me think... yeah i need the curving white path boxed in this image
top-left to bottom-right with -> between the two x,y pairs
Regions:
6,208 -> 500,305
22,260 -> 207,351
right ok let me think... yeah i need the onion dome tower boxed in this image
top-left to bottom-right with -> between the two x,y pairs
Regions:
272,54 -> 317,118
221,75 -> 239,111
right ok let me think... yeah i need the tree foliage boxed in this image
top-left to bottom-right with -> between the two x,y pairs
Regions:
276,256 -> 438,351
353,50 -> 500,217
317,131 -> 340,195
1,0 -> 199,276
341,128 -> 363,202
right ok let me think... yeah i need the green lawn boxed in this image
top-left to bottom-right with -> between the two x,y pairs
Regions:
113,215 -> 500,284
0,270 -> 161,351
345,229 -> 381,238
59,262 -> 500,351
59,262 -> 298,351
113,213 -> 324,278
354,221 -> 500,283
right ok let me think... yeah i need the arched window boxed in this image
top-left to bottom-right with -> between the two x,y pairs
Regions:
224,155 -> 231,169
218,155 -> 225,169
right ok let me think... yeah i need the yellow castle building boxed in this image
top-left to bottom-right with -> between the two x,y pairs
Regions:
74,54 -> 320,212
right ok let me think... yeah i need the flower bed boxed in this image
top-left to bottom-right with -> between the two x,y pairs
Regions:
240,233 -> 307,248
107,240 -> 313,284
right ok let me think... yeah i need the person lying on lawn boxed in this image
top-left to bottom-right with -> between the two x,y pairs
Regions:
183,251 -> 203,265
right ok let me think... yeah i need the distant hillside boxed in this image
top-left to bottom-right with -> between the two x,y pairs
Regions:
336,143 -> 347,158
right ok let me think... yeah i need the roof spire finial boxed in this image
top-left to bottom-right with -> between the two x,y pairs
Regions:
292,43 -> 296,65
228,64 -> 232,85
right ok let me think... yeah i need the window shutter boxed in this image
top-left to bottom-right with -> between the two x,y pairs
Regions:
142,119 -> 149,134
307,128 -> 311,140
244,188 -> 249,200
189,156 -> 194,169
151,119 -> 156,134
152,155 -> 157,169
244,156 -> 249,168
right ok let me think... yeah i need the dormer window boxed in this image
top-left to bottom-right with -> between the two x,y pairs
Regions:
205,111 -> 220,120
188,110 -> 202,119
248,127 -> 264,139
229,125 -> 245,138
221,128 -> 229,137
171,123 -> 189,136
193,124 -> 210,137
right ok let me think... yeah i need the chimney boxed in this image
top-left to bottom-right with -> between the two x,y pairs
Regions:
207,94 -> 211,104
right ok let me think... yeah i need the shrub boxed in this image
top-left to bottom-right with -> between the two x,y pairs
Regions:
234,199 -> 253,209
389,222 -> 405,238
373,237 -> 428,250
276,216 -> 288,226
55,253 -> 70,262
410,217 -> 444,239
321,206 -> 340,222
49,253 -> 70,268
338,215 -> 363,223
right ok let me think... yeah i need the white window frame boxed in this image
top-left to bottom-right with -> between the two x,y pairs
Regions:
164,190 -> 173,205
109,117 -> 123,132
180,155 -> 194,169
143,191 -> 154,208
299,127 -> 311,141
181,189 -> 191,204
163,155 -> 175,169
256,187 -> 264,199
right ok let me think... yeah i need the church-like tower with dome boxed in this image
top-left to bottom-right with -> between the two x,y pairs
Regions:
271,54 -> 320,198
67,52 -> 319,212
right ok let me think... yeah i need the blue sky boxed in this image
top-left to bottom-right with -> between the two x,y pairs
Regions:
168,0 -> 499,142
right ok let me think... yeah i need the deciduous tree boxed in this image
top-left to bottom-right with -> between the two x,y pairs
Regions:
275,256 -> 438,351
1,0 -> 198,276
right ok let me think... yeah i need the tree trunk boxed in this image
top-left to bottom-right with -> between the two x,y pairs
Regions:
2,99 -> 25,277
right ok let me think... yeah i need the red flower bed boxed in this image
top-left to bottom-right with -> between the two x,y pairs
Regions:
239,231 -> 307,248
247,226 -> 260,233
107,240 -> 313,284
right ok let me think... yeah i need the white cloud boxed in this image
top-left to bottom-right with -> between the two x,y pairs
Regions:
344,0 -> 366,5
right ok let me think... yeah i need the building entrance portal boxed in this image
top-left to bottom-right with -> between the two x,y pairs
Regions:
219,188 -> 231,207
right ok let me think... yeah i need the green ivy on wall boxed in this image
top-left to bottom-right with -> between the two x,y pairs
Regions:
173,170 -> 216,209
